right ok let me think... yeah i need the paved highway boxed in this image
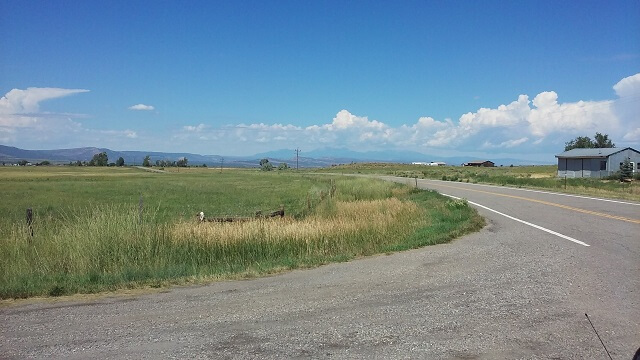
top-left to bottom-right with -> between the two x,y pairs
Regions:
1,177 -> 638,359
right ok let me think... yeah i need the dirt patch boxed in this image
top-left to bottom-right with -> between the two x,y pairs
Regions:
529,174 -> 553,178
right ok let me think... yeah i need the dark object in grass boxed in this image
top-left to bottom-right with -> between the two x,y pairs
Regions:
26,208 -> 34,238
49,285 -> 65,297
198,205 -> 284,223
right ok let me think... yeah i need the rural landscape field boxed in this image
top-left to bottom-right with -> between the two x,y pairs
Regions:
3,1 -> 639,358
318,163 -> 640,201
0,165 -> 484,300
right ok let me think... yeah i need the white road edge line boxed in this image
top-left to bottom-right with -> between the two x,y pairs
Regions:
442,193 -> 591,247
425,179 -> 639,206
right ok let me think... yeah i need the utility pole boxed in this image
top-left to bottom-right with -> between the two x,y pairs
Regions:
220,157 -> 224,172
294,148 -> 301,170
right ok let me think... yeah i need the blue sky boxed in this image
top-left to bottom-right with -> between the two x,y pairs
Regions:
1,0 -> 639,162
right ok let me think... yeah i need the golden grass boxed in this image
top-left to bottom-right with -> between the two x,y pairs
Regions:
565,183 -> 640,200
528,173 -> 554,178
171,198 -> 425,247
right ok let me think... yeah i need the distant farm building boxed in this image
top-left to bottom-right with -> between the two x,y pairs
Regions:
412,162 -> 446,166
463,160 -> 495,167
555,147 -> 640,178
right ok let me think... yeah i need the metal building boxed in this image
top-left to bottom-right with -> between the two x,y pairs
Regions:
555,147 -> 640,178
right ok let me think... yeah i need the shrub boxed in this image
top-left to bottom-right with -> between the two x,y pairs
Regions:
620,158 -> 633,181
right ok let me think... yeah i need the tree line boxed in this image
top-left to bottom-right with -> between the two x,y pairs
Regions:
67,152 -> 189,167
259,158 -> 289,171
564,132 -> 614,151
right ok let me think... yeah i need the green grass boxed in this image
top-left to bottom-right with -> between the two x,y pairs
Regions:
316,163 -> 640,201
0,166 -> 483,299
0,167 -> 317,224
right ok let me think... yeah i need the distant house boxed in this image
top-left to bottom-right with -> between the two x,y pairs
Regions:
555,147 -> 640,178
464,160 -> 495,167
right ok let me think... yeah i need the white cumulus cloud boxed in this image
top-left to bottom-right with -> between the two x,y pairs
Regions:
171,73 -> 640,157
328,110 -> 387,130
0,87 -> 89,114
183,124 -> 207,132
482,137 -> 529,149
623,128 -> 640,142
128,104 -> 155,111
613,73 -> 640,98
6,73 -> 638,161
0,87 -> 145,150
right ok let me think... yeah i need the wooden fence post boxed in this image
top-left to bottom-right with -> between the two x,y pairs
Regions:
26,208 -> 34,238
138,195 -> 143,224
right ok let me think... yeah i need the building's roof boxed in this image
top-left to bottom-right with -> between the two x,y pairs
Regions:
555,147 -> 639,158
466,160 -> 493,164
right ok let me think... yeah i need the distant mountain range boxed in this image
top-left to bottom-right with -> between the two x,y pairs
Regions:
0,145 -> 551,167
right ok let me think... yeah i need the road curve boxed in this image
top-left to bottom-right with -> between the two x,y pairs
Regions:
1,176 -> 638,359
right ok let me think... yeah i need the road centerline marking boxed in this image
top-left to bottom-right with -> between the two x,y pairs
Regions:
442,193 -> 590,247
430,182 -> 640,224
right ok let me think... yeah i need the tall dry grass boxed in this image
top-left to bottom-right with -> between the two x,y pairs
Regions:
0,175 -> 482,299
171,198 -> 425,258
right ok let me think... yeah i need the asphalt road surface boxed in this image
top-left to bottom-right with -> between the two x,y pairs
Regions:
1,177 -> 639,359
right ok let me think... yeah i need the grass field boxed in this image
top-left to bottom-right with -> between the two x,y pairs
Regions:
316,163 -> 640,201
0,166 -> 483,299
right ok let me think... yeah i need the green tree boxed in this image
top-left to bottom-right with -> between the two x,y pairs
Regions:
620,158 -> 633,181
277,162 -> 289,170
593,132 -> 615,148
90,152 -> 108,166
116,157 -> 125,166
564,136 -> 594,151
260,158 -> 273,171
176,157 -> 188,167
142,155 -> 151,167
565,133 -> 615,151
